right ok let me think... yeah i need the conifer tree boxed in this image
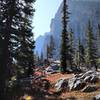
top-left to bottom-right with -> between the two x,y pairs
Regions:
77,36 -> 85,67
34,51 -> 39,66
0,0 -> 36,98
60,0 -> 69,73
47,44 -> 50,60
49,35 -> 55,58
40,52 -> 44,65
86,21 -> 98,70
97,24 -> 100,56
15,8 -> 35,78
97,24 -> 100,66
0,0 -> 17,98
0,36 -> 3,66
41,52 -> 44,61
69,28 -> 74,68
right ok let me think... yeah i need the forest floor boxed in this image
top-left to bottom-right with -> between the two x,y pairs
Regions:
20,69 -> 100,100
45,73 -> 100,100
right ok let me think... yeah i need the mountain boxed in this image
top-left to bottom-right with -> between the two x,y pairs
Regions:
35,35 -> 45,56
35,32 -> 51,56
35,0 -> 100,59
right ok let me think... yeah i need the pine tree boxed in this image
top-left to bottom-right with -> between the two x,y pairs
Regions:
40,52 -> 44,65
49,35 -> 55,58
0,0 -> 17,98
97,24 -> 100,67
60,0 -> 69,73
34,51 -> 39,66
46,44 -> 50,65
77,36 -> 85,68
86,21 -> 98,70
98,24 -> 100,45
69,28 -> 74,68
0,36 -> 3,66
46,44 -> 50,60
15,10 -> 35,78
41,52 -> 44,61
0,0 -> 35,98
97,24 -> 100,56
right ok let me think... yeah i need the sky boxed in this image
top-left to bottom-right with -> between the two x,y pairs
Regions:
33,0 -> 63,39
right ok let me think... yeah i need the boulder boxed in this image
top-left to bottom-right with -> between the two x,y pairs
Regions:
75,73 -> 83,78
97,72 -> 100,80
55,78 -> 68,92
93,94 -> 100,100
80,70 -> 94,79
84,75 -> 91,82
83,72 -> 99,83
81,85 -> 97,92
68,77 -> 77,91
68,77 -> 86,91
45,66 -> 56,74
90,75 -> 99,83
73,80 -> 86,90
55,71 -> 100,92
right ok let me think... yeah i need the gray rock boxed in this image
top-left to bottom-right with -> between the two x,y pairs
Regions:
83,72 -> 99,83
68,77 -> 86,91
81,85 -> 97,92
80,70 -> 94,79
55,78 -> 68,92
73,80 -> 86,90
75,73 -> 83,78
90,75 -> 99,83
55,71 -> 100,92
93,94 -> 100,100
68,77 -> 77,91
97,72 -> 100,80
84,75 -> 91,82
45,66 -> 56,74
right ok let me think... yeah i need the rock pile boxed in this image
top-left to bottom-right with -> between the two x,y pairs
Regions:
55,70 -> 100,92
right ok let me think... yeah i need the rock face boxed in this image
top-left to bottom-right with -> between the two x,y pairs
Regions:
35,33 -> 50,57
35,0 -> 100,58
35,35 -> 45,56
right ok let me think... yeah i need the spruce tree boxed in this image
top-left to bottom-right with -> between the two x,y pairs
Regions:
60,0 -> 69,73
86,21 -> 98,70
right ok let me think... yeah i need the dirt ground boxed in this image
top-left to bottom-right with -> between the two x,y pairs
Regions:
45,73 -> 100,100
23,70 -> 100,100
